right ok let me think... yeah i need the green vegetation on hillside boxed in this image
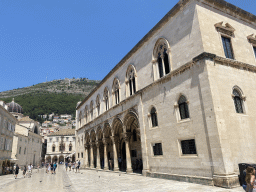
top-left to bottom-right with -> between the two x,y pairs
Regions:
0,92 -> 84,123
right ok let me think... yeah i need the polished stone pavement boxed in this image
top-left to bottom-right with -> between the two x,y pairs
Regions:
0,166 -> 245,192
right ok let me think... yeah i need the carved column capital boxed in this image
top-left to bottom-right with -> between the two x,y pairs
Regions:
89,142 -> 95,147
84,143 -> 90,149
110,136 -> 119,144
102,138 -> 109,146
95,140 -> 101,148
123,132 -> 132,142
136,128 -> 141,137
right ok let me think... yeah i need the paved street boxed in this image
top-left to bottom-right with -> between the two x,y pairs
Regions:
0,165 -> 245,192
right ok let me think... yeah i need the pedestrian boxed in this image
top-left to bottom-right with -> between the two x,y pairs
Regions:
15,164 -> 19,179
65,161 -> 68,171
47,164 -> 51,174
37,164 -> 40,173
72,162 -> 75,172
75,160 -> 78,173
78,160 -> 81,172
31,164 -> 33,173
68,162 -> 71,171
245,166 -> 256,192
51,162 -> 54,174
53,162 -> 57,174
13,164 -> 16,176
23,166 -> 27,178
27,164 -> 32,178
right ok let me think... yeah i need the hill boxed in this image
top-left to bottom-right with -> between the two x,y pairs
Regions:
0,78 -> 100,123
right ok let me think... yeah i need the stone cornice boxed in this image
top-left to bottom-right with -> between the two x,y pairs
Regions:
77,0 -> 256,110
247,34 -> 256,45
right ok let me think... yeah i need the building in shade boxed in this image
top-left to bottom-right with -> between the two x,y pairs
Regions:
0,101 -> 17,175
76,0 -> 256,188
45,129 -> 76,163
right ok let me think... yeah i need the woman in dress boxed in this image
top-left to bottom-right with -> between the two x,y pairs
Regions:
23,166 -> 27,178
15,164 -> 19,179
245,166 -> 256,192
72,162 -> 75,172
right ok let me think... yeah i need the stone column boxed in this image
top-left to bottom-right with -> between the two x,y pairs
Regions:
124,133 -> 133,173
84,144 -> 89,168
89,142 -> 94,169
103,138 -> 109,170
111,136 -> 119,171
96,141 -> 101,169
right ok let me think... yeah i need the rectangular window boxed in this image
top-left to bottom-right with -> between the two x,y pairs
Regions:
81,152 -> 83,158
66,137 -> 69,142
153,143 -> 163,156
78,153 -> 80,158
19,147 -> 21,154
221,36 -> 234,59
181,139 -> 197,155
253,46 -> 256,58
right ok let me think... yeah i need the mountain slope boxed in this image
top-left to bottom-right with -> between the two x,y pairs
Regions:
0,78 -> 100,123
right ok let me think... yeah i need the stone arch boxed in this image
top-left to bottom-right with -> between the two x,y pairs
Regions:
52,155 -> 58,163
123,111 -> 142,173
125,64 -> 137,97
46,156 -> 51,163
112,117 -> 124,136
59,155 -> 64,163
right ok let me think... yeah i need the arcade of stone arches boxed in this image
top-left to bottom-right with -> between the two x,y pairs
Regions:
84,112 -> 143,173
46,154 -> 75,164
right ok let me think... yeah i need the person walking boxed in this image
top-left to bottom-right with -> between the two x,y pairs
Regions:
78,160 -> 81,172
27,164 -> 32,178
53,162 -> 57,174
68,162 -> 71,171
50,162 -> 54,174
65,161 -> 68,171
47,164 -> 51,174
23,166 -> 27,178
15,164 -> 19,179
245,166 -> 256,192
72,162 -> 75,172
13,164 -> 16,176
75,160 -> 78,173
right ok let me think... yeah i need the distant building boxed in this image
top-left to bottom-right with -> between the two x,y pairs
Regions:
0,101 -> 17,175
45,129 -> 76,163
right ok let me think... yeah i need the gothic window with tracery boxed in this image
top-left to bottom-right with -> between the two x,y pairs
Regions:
84,106 -> 88,123
233,89 -> 244,113
103,87 -> 109,111
52,144 -> 55,152
178,95 -> 189,120
69,143 -> 72,151
90,101 -> 94,120
150,107 -> 158,127
153,39 -> 171,79
126,65 -> 136,96
79,112 -> 82,127
96,95 -> 100,116
113,79 -> 120,105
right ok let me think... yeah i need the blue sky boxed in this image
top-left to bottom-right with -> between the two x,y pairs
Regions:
0,0 -> 255,92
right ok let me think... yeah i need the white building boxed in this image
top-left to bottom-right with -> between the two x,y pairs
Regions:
76,0 -> 256,188
45,129 -> 76,163
0,101 -> 17,175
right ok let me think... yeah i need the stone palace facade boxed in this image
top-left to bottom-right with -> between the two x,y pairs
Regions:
76,0 -> 256,188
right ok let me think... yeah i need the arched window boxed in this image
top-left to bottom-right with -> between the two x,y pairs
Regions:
69,143 -> 72,151
153,39 -> 171,79
133,129 -> 137,141
84,106 -> 88,123
150,107 -> 158,127
96,95 -> 100,116
178,95 -> 189,120
104,87 -> 109,111
90,101 -> 94,120
59,144 -> 65,152
79,112 -> 82,127
126,65 -> 136,96
113,78 -> 120,105
233,89 -> 244,113
52,144 -> 55,152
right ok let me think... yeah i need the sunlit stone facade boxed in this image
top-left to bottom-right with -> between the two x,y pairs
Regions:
76,0 -> 256,188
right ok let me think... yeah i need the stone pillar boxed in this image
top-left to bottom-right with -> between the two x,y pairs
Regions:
96,141 -> 101,169
103,138 -> 109,170
84,144 -> 89,168
111,136 -> 119,171
89,142 -> 94,169
124,132 -> 133,173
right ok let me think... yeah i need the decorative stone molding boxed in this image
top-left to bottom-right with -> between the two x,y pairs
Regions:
84,143 -> 89,149
247,34 -> 256,44
123,132 -> 132,142
214,22 -> 235,36
110,136 -> 119,144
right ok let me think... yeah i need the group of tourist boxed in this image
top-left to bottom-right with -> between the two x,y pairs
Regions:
65,160 -> 80,172
13,164 -> 34,179
45,162 -> 57,174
